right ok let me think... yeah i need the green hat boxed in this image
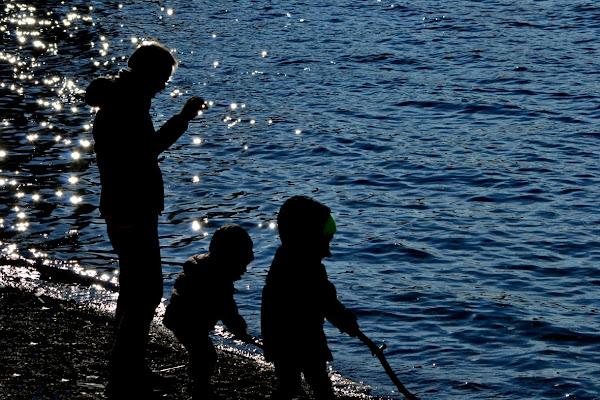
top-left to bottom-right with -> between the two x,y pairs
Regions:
323,214 -> 337,236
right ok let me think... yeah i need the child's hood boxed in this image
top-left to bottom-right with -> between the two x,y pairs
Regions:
178,253 -> 235,294
181,253 -> 223,282
182,253 -> 209,274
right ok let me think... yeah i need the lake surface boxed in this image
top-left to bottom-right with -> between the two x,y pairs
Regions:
1,1 -> 599,399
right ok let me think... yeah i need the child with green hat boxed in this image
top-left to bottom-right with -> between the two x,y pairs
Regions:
261,195 -> 360,400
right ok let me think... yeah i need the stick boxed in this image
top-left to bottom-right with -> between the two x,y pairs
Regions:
356,330 -> 421,400
157,365 -> 186,373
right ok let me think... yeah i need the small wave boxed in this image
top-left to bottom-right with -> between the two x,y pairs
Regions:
361,242 -> 434,261
515,319 -> 600,346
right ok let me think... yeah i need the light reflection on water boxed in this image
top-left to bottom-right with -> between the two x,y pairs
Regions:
1,1 -> 600,399
0,239 -> 118,313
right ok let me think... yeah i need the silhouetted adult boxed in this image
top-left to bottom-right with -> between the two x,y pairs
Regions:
85,41 -> 205,399
261,196 -> 360,400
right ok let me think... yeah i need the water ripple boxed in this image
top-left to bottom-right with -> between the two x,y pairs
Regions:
1,0 -> 600,398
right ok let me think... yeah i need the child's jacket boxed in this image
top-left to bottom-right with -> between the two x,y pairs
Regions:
261,246 -> 358,363
163,254 -> 248,336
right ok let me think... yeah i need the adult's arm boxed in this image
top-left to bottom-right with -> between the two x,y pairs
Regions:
155,96 -> 206,154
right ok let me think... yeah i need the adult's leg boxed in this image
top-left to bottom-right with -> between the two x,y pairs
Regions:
106,215 -> 163,397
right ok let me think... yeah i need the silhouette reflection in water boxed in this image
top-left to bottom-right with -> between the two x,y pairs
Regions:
163,224 -> 259,399
262,196 -> 361,400
85,41 -> 206,400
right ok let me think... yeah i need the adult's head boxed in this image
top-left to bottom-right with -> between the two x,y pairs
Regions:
127,41 -> 177,96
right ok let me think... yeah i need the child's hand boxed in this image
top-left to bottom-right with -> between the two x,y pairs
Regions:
236,332 -> 263,348
338,309 -> 360,337
180,96 -> 207,121
251,337 -> 264,349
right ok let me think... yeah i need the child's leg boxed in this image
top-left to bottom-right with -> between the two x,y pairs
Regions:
273,360 -> 303,400
302,360 -> 336,400
189,336 -> 217,398
175,331 -> 217,398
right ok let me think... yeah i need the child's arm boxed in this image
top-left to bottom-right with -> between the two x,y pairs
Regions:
221,298 -> 259,346
323,280 -> 360,337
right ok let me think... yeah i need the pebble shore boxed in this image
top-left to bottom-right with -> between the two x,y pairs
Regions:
0,285 -> 385,400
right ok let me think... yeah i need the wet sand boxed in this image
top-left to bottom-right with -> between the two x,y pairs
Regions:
0,285 -> 384,400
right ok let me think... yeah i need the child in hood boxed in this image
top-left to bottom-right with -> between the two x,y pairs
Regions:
261,196 -> 360,400
164,224 -> 259,399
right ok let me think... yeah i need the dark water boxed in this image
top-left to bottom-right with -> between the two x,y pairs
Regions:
1,1 -> 599,399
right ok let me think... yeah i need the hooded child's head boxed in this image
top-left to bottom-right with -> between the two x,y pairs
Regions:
277,195 -> 336,258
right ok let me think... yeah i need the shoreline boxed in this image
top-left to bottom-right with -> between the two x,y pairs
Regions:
0,284 -> 387,399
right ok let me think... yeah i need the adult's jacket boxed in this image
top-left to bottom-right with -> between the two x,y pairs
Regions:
261,246 -> 357,363
85,70 -> 189,219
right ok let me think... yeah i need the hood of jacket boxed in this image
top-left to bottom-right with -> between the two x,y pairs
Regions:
85,69 -> 144,108
182,253 -> 210,276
